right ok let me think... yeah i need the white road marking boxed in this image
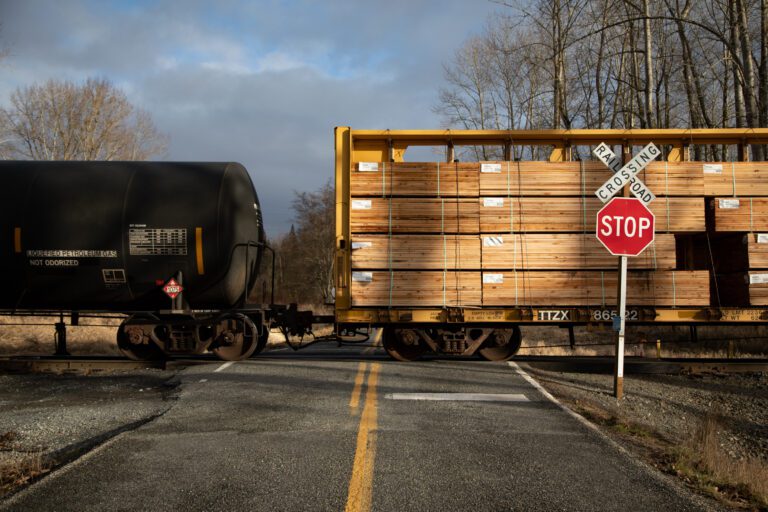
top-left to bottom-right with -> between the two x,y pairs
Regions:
214,361 -> 235,373
385,393 -> 529,402
199,379 -> 208,383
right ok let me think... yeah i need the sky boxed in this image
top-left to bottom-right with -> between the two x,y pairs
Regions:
0,0 -> 503,236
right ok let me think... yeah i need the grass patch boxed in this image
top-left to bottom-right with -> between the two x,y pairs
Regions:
673,413 -> 768,509
0,452 -> 50,496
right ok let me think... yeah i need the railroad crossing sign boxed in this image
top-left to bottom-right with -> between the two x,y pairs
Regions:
163,278 -> 183,299
594,142 -> 660,205
596,197 -> 655,256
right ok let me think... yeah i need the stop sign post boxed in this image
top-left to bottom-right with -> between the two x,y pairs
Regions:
593,143 -> 658,400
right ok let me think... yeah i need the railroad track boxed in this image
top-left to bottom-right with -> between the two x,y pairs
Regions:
1,352 -> 766,374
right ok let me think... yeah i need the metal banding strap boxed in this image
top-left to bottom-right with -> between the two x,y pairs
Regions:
731,161 -> 737,197
507,161 -> 517,305
664,161 -> 670,232
195,227 -> 205,275
388,178 -> 393,309
750,197 -> 754,232
382,162 -> 386,198
13,227 -> 21,254
442,198 -> 447,307
437,161 -> 440,196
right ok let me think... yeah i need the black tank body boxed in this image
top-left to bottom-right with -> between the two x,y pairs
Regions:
0,161 -> 264,311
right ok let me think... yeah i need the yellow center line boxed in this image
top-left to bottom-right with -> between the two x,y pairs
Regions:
349,362 -> 368,412
345,362 -> 380,512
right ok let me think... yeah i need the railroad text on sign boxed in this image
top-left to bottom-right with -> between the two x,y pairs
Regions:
593,143 -> 657,205
594,143 -> 660,203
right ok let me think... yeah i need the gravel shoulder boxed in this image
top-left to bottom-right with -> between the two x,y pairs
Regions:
0,369 -> 179,497
524,364 -> 768,510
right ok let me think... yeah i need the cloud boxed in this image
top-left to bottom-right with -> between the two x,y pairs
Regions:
0,0 -> 504,235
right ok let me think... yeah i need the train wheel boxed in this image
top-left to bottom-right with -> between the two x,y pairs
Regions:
478,326 -> 522,361
249,324 -> 270,357
383,328 -> 426,362
117,315 -> 166,361
211,314 -> 259,361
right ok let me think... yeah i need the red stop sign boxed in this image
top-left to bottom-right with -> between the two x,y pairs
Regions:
596,197 -> 655,256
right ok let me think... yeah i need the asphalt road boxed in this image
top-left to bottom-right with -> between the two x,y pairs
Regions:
1,342 -> 718,512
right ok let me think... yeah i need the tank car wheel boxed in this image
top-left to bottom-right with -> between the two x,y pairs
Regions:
211,313 -> 259,361
117,315 -> 167,361
382,328 -> 427,362
478,326 -> 522,361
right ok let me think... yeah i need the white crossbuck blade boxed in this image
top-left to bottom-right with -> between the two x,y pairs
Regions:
593,142 -> 659,204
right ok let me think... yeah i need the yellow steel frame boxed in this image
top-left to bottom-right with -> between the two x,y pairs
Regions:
334,127 -> 768,323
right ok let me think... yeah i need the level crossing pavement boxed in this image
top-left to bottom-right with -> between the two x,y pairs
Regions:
1,342 -> 718,511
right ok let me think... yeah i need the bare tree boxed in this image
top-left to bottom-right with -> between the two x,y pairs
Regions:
0,77 -> 167,160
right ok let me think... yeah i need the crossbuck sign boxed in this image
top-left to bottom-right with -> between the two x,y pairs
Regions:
593,143 -> 660,205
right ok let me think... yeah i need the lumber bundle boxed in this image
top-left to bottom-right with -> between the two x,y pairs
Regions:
350,235 -> 481,269
479,161 -> 704,196
350,198 -> 479,233
477,197 -> 704,232
350,234 -> 676,270
749,272 -> 768,305
481,270 -> 709,306
711,198 -> 768,232
703,162 -> 768,196
747,234 -> 768,268
351,162 -> 479,196
349,270 -> 709,307
350,271 -> 480,307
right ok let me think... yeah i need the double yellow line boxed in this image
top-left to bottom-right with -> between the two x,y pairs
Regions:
345,362 -> 381,512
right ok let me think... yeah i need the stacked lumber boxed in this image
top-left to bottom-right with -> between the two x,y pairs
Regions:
747,234 -> 768,268
482,270 -> 708,307
351,162 -> 479,196
748,272 -> 768,305
711,198 -> 768,232
479,161 -> 704,196
703,162 -> 768,196
350,271 -> 480,307
350,234 -> 676,270
477,197 -> 704,232
350,197 -> 704,233
348,270 -> 708,307
348,158 -> 721,308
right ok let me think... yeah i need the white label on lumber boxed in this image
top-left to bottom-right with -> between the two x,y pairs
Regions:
481,163 -> 502,173
352,271 -> 373,282
595,142 -> 660,203
703,164 -> 723,174
351,241 -> 372,250
483,236 -> 504,247
357,162 -> 379,172
351,199 -> 372,210
750,273 -> 768,285
483,273 -> 504,284
483,197 -> 504,207
718,199 -> 740,209
757,234 -> 768,244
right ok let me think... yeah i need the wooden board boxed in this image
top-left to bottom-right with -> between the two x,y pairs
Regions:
480,233 -> 676,270
482,270 -> 709,306
350,271 -> 480,307
350,198 -> 479,233
748,271 -> 768,305
748,234 -> 768,268
712,198 -> 768,232
350,234 -> 675,270
350,235 -> 481,269
703,162 -> 768,196
351,162 -> 479,196
479,161 -> 704,196
349,270 -> 709,307
478,197 -> 705,233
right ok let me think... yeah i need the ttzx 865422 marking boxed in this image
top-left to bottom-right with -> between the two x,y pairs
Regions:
537,309 -> 640,322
